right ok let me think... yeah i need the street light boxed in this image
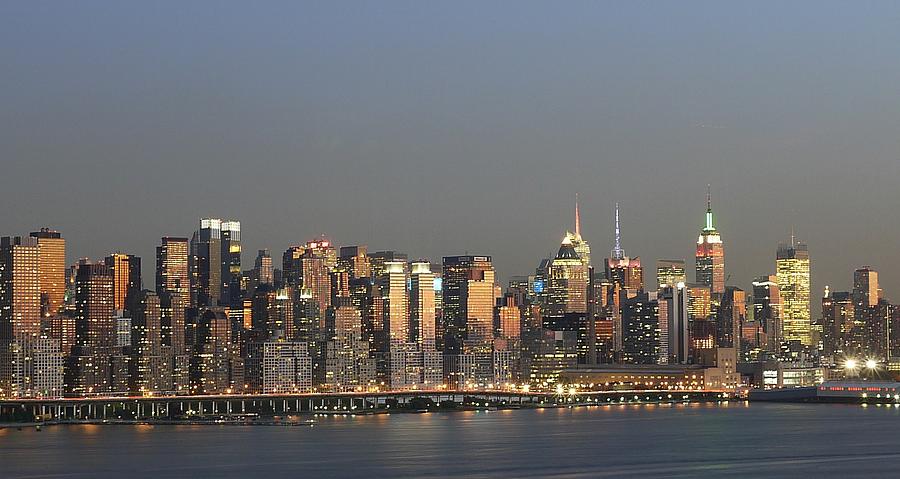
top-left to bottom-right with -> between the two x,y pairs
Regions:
865,359 -> 878,370
844,359 -> 858,371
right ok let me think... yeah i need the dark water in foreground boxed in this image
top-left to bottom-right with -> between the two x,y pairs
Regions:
2,402 -> 899,478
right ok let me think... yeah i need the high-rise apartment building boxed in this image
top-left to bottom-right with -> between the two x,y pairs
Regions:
378,261 -> 409,345
409,261 -> 436,347
71,262 -> 115,395
0,236 -> 42,397
29,229 -> 66,317
104,253 -> 141,313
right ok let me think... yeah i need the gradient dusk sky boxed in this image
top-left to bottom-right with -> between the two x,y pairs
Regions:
3,1 -> 900,299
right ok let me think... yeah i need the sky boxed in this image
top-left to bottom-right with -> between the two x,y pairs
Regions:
3,1 -> 900,301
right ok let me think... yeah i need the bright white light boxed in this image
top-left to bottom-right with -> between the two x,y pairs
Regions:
845,359 -> 858,370
866,359 -> 878,370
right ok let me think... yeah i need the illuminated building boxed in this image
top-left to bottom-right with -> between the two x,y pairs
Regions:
716,286 -> 745,349
852,266 -> 888,359
560,361 -> 734,391
71,262 -> 116,395
0,236 -> 44,397
0,237 -> 41,341
521,329 -> 578,390
220,220 -> 242,306
776,241 -> 811,347
104,253 -> 141,314
441,255 -> 496,354
369,251 -> 408,278
191,308 -> 234,394
193,218 -> 240,307
565,195 -> 591,267
324,300 -> 376,392
338,245 -> 371,280
284,241 -> 333,329
254,249 -> 274,287
497,295 -> 521,340
29,228 -> 66,317
659,284 -> 690,365
130,291 -> 167,394
548,235 -> 588,315
656,259 -> 686,290
409,261 -> 436,348
156,237 -> 189,304
620,291 -> 659,365
695,188 -> 725,294
378,260 -> 409,344
604,204 -> 643,290
752,275 -> 782,352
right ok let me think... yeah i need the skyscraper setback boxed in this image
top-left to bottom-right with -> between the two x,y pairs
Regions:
695,188 -> 724,295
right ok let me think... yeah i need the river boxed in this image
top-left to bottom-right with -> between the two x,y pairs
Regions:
2,402 -> 897,478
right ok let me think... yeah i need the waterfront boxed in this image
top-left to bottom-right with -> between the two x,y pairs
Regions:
2,402 -> 900,478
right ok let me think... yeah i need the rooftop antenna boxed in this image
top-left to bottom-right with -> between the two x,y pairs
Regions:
575,193 -> 581,238
612,202 -> 625,260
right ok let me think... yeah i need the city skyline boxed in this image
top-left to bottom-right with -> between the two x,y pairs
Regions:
3,195 -> 884,303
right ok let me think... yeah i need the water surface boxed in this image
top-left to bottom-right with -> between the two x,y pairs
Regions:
2,402 -> 897,478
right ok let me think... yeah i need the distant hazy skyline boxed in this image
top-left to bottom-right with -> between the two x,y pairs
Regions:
3,1 -> 900,300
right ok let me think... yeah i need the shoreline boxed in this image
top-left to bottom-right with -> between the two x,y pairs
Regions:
0,398 -> 738,429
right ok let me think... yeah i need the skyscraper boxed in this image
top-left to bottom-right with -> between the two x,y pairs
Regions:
29,228 -> 66,317
752,275 -> 782,352
156,237 -> 189,303
620,291 -> 659,364
717,286 -> 746,349
656,259 -> 686,290
604,204 -> 643,290
0,236 -> 42,396
548,236 -> 589,315
695,188 -> 724,294
71,262 -> 115,395
254,249 -> 274,287
409,261 -> 436,348
658,284 -> 689,365
442,255 -> 496,354
852,267 -> 886,359
378,261 -> 408,345
776,241 -> 811,347
565,195 -> 591,267
194,218 -> 222,307
104,253 -> 141,313
220,220 -> 242,306
338,245 -> 371,280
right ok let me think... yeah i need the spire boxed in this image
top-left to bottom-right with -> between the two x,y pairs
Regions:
703,184 -> 716,232
611,202 -> 625,260
575,193 -> 581,238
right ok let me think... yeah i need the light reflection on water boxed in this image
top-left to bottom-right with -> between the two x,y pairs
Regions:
2,402 -> 898,478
